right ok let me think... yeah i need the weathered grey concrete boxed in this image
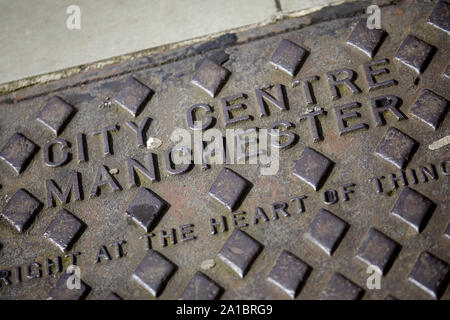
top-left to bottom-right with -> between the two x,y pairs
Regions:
0,0 -> 347,85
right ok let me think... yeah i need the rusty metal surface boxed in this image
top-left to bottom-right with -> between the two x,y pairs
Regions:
0,0 -> 449,300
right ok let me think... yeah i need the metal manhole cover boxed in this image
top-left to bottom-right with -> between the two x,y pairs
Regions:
0,0 -> 449,300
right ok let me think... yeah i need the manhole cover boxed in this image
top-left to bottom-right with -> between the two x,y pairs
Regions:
0,0 -> 449,300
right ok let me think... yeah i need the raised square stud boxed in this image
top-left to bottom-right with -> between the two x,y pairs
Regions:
391,187 -> 435,232
445,222 -> 450,239
346,19 -> 387,57
37,96 -> 76,135
132,249 -> 177,297
217,229 -> 263,278
269,39 -> 307,77
44,209 -> 85,252
320,273 -> 364,300
444,65 -> 450,79
105,292 -> 122,300
0,133 -> 39,174
48,272 -> 90,300
209,168 -> 252,211
179,272 -> 223,300
267,250 -> 311,299
1,189 -> 42,232
375,127 -> 418,169
305,209 -> 348,255
191,58 -> 230,97
113,76 -> 152,117
409,89 -> 448,130
427,1 -> 450,35
408,252 -> 449,299
394,35 -> 435,73
293,147 -> 333,191
126,187 -> 168,232
356,228 -> 401,275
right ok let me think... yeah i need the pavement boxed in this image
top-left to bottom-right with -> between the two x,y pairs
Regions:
0,0 -> 349,87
